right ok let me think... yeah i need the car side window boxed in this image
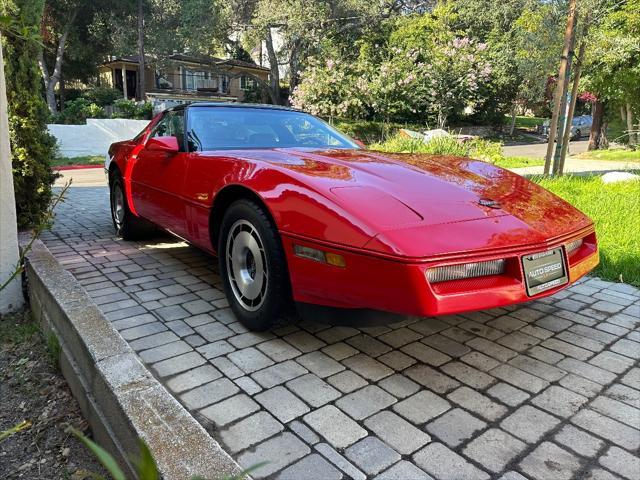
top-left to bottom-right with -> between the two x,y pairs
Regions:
149,111 -> 185,151
150,113 -> 171,138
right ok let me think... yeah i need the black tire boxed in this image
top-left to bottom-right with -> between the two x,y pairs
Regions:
218,199 -> 292,331
109,170 -> 155,240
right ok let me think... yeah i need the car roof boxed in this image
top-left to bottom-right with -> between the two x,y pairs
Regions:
169,102 -> 300,113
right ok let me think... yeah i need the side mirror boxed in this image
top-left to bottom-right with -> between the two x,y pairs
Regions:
147,136 -> 179,153
353,138 -> 366,148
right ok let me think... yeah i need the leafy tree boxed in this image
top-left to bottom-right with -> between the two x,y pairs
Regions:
292,3 -> 495,127
582,0 -> 640,145
1,0 -> 57,228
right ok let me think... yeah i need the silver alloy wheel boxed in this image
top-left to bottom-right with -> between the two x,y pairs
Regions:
112,182 -> 125,228
226,219 -> 268,311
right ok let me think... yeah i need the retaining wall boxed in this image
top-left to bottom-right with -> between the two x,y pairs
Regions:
25,239 -> 242,479
48,119 -> 149,158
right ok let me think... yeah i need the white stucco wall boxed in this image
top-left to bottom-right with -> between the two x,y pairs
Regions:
48,118 -> 150,157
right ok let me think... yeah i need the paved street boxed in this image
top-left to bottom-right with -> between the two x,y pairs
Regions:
41,185 -> 640,480
502,140 -> 590,159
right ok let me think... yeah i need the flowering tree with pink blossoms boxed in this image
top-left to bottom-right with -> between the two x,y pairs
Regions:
291,4 -> 494,128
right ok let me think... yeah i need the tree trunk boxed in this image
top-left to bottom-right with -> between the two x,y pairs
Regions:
620,105 -> 626,122
265,28 -> 281,105
59,75 -> 66,111
137,0 -> 146,101
509,102 -> 517,136
558,21 -> 589,175
288,38 -> 301,101
588,100 -> 604,150
0,34 -> 25,313
544,0 -> 577,175
38,9 -> 77,114
626,102 -> 635,146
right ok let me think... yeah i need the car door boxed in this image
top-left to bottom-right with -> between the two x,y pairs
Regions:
129,109 -> 190,239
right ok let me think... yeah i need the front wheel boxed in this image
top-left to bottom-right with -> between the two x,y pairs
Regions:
218,200 -> 292,331
109,171 -> 155,240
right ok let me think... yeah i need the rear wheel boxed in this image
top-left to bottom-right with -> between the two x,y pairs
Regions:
109,170 -> 155,240
218,200 -> 291,331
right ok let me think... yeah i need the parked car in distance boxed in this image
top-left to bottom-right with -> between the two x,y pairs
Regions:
538,115 -> 593,140
107,103 -> 599,331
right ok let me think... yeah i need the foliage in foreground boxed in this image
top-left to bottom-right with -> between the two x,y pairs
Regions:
69,427 -> 261,480
533,175 -> 640,287
2,0 -> 58,229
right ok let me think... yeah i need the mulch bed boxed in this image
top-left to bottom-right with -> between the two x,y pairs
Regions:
0,310 -> 107,479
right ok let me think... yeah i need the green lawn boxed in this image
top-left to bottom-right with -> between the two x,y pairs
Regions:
511,115 -> 546,130
51,155 -> 104,167
574,148 -> 640,162
495,156 -> 545,168
533,175 -> 640,287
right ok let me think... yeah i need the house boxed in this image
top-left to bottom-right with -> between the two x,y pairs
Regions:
98,53 -> 271,112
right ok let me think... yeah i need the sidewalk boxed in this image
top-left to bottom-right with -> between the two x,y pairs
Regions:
510,158 -> 639,176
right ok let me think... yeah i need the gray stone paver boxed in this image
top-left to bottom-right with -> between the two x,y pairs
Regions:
345,437 -> 401,475
500,405 -> 561,443
304,405 -> 367,449
236,432 -> 309,478
519,442 -> 582,480
255,386 -> 310,423
364,411 -> 431,455
463,428 -> 527,473
413,443 -> 490,480
44,186 -> 640,479
200,393 -> 259,426
426,408 -> 486,447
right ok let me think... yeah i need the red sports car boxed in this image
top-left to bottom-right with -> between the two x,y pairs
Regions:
107,103 -> 599,331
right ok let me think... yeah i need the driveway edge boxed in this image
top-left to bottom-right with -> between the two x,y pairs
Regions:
25,239 -> 244,479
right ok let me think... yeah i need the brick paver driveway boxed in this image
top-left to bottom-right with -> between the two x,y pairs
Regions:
43,185 -> 640,480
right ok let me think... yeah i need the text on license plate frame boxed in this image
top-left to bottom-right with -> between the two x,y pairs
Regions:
522,247 -> 569,296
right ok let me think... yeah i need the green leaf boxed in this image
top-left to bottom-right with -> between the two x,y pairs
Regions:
0,420 -> 32,442
134,440 -> 160,480
68,427 -> 126,480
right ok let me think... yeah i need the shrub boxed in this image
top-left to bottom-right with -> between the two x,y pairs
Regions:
467,138 -> 505,163
370,133 -> 505,163
82,86 -> 122,107
112,99 -> 152,119
333,120 -> 409,144
2,0 -> 58,228
51,97 -> 106,124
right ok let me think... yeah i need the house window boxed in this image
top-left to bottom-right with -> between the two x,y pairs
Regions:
240,76 -> 256,90
183,69 -> 217,91
219,74 -> 230,93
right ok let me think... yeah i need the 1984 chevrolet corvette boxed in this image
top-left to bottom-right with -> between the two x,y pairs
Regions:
107,103 -> 599,331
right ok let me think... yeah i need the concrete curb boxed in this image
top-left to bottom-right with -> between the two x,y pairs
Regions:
25,239 -> 244,479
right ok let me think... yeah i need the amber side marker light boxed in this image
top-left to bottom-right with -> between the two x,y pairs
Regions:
294,244 -> 346,267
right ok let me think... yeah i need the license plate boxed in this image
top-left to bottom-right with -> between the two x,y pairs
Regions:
522,247 -> 568,296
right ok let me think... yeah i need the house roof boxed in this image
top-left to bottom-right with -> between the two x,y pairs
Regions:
102,53 -> 270,72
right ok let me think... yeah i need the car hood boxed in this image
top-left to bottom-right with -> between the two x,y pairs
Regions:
240,148 -> 593,257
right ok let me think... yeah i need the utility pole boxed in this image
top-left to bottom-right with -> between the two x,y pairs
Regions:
0,34 -> 25,313
137,0 -> 146,101
544,0 -> 578,175
558,18 -> 590,175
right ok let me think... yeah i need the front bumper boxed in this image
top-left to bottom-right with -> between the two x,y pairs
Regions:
282,230 -> 599,318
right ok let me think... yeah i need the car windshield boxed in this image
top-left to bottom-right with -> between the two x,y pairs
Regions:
186,106 -> 359,151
